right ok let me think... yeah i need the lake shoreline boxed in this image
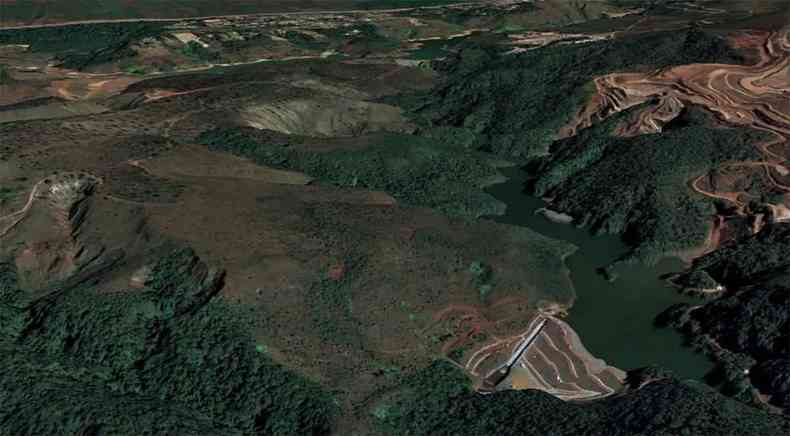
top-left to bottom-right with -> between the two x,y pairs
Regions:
484,166 -> 715,380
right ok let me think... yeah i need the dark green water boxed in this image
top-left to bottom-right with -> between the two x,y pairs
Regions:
486,167 -> 714,380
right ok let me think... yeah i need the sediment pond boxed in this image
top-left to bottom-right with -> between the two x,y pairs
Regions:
487,166 -> 714,380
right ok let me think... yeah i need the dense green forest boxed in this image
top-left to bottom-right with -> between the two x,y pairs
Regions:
398,26 -> 756,260
531,106 -> 764,262
405,26 -> 745,160
658,284 -> 789,410
197,128 -> 503,219
658,223 -> 790,411
0,23 -> 166,70
374,360 -> 789,436
0,249 -> 335,435
677,222 -> 790,288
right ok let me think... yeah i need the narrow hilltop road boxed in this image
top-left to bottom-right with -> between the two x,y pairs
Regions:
567,27 -> 790,208
0,179 -> 47,239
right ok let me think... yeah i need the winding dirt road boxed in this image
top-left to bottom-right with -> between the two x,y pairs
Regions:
0,179 -> 46,238
567,27 -> 790,212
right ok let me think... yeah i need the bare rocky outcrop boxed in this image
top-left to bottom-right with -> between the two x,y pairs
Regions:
556,28 -> 790,252
240,94 -> 412,137
562,29 -> 790,143
467,315 -> 624,401
2,172 -> 115,292
42,172 -> 100,234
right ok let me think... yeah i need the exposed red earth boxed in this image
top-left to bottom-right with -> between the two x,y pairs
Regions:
2,4 -> 787,422
465,315 -> 624,400
439,24 -> 790,401
562,27 -> 790,252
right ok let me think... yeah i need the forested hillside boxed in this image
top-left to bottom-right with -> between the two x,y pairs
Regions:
659,224 -> 790,411
373,361 -> 789,436
0,249 -> 335,436
530,106 -> 765,262
197,128 -> 504,219
407,26 -> 744,160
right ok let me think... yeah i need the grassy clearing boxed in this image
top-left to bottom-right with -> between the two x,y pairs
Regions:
412,222 -> 576,305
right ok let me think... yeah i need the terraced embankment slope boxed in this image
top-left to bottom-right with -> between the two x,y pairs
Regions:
467,315 -> 624,401
567,27 -> 790,217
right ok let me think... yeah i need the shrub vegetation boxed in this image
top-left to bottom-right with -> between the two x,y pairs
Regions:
197,128 -> 503,219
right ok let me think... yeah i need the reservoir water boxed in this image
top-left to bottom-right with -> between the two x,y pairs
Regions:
486,166 -> 715,380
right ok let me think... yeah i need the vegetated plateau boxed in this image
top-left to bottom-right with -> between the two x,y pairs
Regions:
1,0 -> 789,434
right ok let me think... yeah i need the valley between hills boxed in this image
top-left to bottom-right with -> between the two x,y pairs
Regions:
0,1 -> 788,435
